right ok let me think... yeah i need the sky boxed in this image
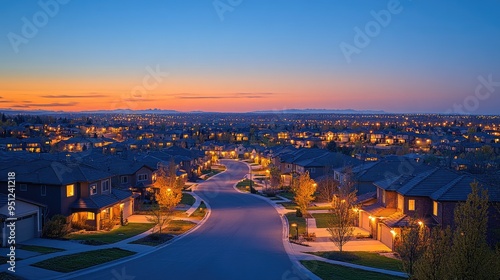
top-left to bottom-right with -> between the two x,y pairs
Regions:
0,0 -> 499,114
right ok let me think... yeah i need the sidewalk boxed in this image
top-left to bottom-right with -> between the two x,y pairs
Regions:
0,192 -> 210,280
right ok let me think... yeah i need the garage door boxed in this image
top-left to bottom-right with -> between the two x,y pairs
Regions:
379,223 -> 393,250
360,212 -> 371,232
16,214 -> 36,243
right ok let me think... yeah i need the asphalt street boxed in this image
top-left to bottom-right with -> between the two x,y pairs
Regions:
69,160 -> 310,280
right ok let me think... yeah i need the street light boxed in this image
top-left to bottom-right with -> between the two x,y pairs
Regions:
291,223 -> 299,240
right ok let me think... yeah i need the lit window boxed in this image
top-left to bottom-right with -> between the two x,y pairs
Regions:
41,185 -> 46,196
87,212 -> 95,220
101,180 -> 110,192
382,190 -> 386,204
20,184 -> 27,191
433,201 -> 438,216
408,199 -> 415,211
90,184 -> 97,195
66,184 -> 74,197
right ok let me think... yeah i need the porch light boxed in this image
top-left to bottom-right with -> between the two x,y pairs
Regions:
390,230 -> 396,236
417,221 -> 423,226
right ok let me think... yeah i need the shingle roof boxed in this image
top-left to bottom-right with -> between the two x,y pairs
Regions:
71,189 -> 132,210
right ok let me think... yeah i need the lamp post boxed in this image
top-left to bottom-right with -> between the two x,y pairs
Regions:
291,223 -> 299,240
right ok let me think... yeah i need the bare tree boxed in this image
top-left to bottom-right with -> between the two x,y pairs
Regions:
394,218 -> 428,276
266,165 -> 282,195
327,181 -> 357,252
316,174 -> 338,203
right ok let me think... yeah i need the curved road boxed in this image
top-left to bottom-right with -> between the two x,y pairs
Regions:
70,160 -> 310,280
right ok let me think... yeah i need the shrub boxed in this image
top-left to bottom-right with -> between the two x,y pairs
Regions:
296,209 -> 303,217
43,215 -> 70,238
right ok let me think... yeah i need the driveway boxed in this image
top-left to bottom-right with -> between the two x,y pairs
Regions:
69,160 -> 310,280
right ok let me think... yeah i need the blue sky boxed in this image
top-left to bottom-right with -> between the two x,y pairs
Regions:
1,0 -> 499,113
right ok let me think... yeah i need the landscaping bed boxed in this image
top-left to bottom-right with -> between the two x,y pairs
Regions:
66,223 -> 154,245
31,248 -> 136,273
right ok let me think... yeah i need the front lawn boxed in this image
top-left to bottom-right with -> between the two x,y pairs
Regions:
300,260 -> 406,280
190,201 -> 207,220
130,233 -> 175,246
18,245 -> 65,254
31,248 -> 136,273
312,213 -> 334,228
285,213 -> 306,238
180,193 -> 196,206
66,223 -> 154,245
236,179 -> 255,192
164,220 -> 197,235
278,191 -> 295,200
310,251 -> 403,272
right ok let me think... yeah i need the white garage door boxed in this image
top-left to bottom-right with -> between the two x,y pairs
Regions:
16,214 -> 36,243
360,212 -> 371,232
379,223 -> 393,250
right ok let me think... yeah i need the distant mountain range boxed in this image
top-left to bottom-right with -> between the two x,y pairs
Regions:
250,109 -> 387,114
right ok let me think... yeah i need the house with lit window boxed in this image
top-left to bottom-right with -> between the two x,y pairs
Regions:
358,167 -> 500,250
0,157 -> 134,231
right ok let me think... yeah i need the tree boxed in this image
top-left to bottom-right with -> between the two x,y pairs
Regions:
327,181 -> 357,252
394,218 -> 427,276
413,227 -> 453,280
292,172 -> 316,216
316,174 -> 339,203
148,160 -> 184,233
267,165 -> 282,195
447,181 -> 497,280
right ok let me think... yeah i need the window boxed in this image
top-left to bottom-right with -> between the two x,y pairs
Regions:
382,190 -> 386,204
433,201 -> 438,216
90,184 -> 97,195
66,184 -> 74,197
138,174 -> 148,181
41,185 -> 46,196
101,180 -> 110,192
309,168 -> 316,174
20,184 -> 27,191
121,176 -> 128,184
87,212 -> 95,220
408,199 -> 415,211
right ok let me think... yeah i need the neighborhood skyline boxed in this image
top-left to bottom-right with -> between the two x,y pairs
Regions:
1,1 -> 500,114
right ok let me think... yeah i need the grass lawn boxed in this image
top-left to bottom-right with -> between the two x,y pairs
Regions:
236,179 -> 255,192
130,233 -> 175,246
66,223 -> 154,245
190,201 -> 207,220
312,213 -> 334,228
279,202 -> 299,210
180,193 -> 196,206
285,213 -> 306,238
311,251 -> 403,272
0,272 -> 22,280
164,220 -> 197,235
278,191 -> 295,200
31,248 -> 135,273
18,245 -> 65,254
301,261 -> 406,280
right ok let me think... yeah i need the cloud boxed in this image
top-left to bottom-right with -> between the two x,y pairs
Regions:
12,102 -> 79,108
172,92 -> 275,100
0,100 -> 13,103
41,93 -> 108,98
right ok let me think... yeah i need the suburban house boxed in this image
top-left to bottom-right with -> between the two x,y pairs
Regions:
357,167 -> 500,250
0,157 -> 135,231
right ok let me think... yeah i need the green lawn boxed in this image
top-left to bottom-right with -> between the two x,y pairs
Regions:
279,202 -> 299,210
31,248 -> 136,273
285,213 -> 306,238
278,191 -> 295,200
164,220 -> 197,235
0,272 -> 22,280
190,201 -> 207,220
312,213 -> 334,228
130,233 -> 174,246
311,251 -> 403,272
180,193 -> 196,206
18,245 -> 65,254
301,261 -> 406,280
66,223 -> 154,244
236,179 -> 257,192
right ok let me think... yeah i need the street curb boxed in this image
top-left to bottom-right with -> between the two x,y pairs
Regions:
50,189 -> 214,280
